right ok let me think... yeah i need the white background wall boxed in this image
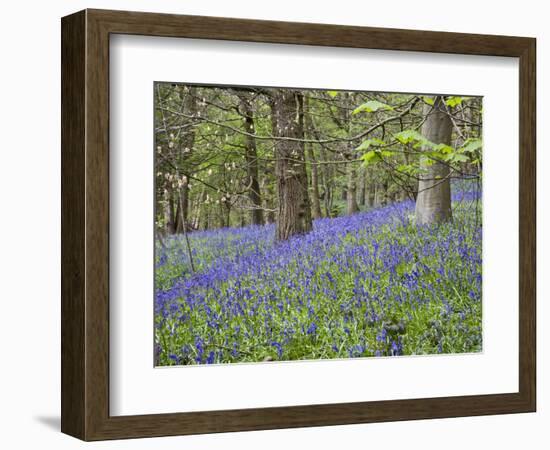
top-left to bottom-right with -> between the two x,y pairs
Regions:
0,1 -> 546,448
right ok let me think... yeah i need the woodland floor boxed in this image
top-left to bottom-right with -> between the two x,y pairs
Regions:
155,192 -> 482,365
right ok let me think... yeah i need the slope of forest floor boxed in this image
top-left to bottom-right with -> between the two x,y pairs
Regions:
155,191 -> 482,365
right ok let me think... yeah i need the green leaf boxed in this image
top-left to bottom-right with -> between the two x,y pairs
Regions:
426,151 -> 445,160
433,143 -> 454,154
459,138 -> 482,154
447,153 -> 470,163
327,90 -> 339,98
445,96 -> 463,108
394,130 -> 456,156
396,164 -> 419,176
356,138 -> 385,151
427,145 -> 459,162
352,100 -> 394,115
394,129 -> 428,146
361,150 -> 382,165
422,96 -> 435,106
361,148 -> 395,166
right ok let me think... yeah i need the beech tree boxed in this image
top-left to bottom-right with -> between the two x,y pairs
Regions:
415,96 -> 453,225
154,84 -> 482,241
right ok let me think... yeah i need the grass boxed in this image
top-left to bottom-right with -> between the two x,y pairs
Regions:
154,194 -> 482,365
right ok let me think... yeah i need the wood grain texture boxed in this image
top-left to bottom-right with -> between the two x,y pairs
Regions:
61,8 -> 536,441
61,10 -> 86,439
518,38 -> 536,410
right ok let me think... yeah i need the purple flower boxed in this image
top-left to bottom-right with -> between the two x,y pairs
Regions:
271,342 -> 283,358
206,351 -> 215,364
306,322 -> 318,335
155,183 -> 482,365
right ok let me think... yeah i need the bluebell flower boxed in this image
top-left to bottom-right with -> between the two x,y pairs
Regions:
307,323 -> 317,335
376,328 -> 387,343
206,351 -> 215,364
271,342 -> 283,358
155,183 -> 482,365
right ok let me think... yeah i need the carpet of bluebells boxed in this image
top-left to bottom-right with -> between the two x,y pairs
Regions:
155,192 -> 482,365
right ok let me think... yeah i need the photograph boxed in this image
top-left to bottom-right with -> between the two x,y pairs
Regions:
51,4 -> 538,442
153,84 -> 483,366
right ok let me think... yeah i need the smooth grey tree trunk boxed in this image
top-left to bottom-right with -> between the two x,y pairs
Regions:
415,96 -> 453,225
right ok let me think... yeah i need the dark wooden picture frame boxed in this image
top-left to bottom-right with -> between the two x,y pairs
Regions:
61,8 -> 536,441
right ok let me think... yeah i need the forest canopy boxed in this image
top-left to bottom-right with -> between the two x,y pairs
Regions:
154,84 -> 482,239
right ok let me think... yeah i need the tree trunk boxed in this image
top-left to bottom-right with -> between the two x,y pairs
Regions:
358,168 -> 366,206
415,96 -> 453,225
318,146 -> 332,218
304,97 -> 322,219
366,182 -> 375,208
342,92 -> 359,216
306,145 -> 322,219
239,95 -> 264,225
174,186 -> 189,233
174,86 -> 198,233
271,90 -> 313,240
193,188 -> 207,229
346,161 -> 359,215
264,178 -> 276,224
167,189 -> 177,234
162,188 -> 171,233
373,183 -> 383,207
341,188 -> 347,201
297,95 -> 313,228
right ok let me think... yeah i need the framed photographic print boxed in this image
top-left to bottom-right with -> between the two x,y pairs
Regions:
61,9 -> 536,441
